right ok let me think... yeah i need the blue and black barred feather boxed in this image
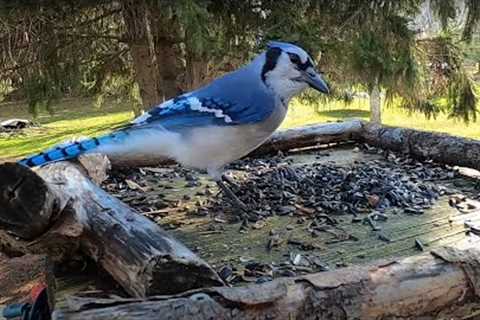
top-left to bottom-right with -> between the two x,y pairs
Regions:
18,131 -> 128,167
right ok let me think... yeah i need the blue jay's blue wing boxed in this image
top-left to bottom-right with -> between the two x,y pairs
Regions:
130,58 -> 277,131
19,88 -> 275,168
131,90 -> 274,131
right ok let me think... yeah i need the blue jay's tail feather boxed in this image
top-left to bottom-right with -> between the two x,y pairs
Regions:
18,131 -> 128,167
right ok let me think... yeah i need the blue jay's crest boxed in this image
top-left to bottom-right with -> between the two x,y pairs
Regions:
267,41 -> 315,68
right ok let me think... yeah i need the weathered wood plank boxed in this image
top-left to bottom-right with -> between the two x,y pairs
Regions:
53,239 -> 480,320
150,147 -> 477,272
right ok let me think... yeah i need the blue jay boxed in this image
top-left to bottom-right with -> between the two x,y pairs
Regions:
19,41 -> 329,210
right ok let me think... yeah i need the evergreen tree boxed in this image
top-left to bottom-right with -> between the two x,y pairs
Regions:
0,0 -> 478,122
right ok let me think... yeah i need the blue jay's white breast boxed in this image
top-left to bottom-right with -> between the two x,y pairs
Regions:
171,103 -> 287,172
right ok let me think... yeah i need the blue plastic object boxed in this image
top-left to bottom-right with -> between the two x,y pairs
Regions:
3,303 -> 29,318
2,288 -> 50,320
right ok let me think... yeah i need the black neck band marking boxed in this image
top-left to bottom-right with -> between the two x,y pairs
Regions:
261,47 -> 282,82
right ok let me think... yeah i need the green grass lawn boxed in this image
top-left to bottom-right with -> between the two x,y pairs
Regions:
0,96 -> 479,161
283,98 -> 480,140
0,98 -> 133,161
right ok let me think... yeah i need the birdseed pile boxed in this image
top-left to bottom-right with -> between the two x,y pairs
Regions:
218,153 -> 454,220
103,144 -> 480,285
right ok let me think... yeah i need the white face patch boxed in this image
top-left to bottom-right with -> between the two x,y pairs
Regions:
264,52 -> 308,103
187,97 -> 233,123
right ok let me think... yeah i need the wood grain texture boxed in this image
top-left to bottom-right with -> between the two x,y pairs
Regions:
53,239 -> 480,320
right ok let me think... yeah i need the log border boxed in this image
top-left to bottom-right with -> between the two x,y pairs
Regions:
358,122 -> 480,171
53,239 -> 480,319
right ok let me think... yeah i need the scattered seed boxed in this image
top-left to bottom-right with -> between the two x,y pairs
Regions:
415,239 -> 425,251
378,233 -> 391,243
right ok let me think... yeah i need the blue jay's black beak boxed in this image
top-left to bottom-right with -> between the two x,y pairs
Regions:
303,70 -> 329,94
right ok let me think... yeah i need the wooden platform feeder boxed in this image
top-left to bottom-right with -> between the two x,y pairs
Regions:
1,120 -> 480,319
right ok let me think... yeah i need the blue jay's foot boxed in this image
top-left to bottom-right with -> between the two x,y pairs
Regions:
216,179 -> 248,213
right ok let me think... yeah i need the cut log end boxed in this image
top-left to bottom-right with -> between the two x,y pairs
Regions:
0,162 -> 55,240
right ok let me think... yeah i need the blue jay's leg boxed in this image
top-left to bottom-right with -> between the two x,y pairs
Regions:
221,173 -> 241,189
208,168 -> 248,212
217,180 -> 248,212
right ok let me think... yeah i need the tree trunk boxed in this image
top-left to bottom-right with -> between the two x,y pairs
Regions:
155,37 -> 180,99
122,0 -> 160,109
184,52 -> 210,91
369,82 -> 381,124
0,156 -> 223,297
53,240 -> 480,319
128,44 -> 160,109
359,122 -> 480,170
149,5 -> 181,100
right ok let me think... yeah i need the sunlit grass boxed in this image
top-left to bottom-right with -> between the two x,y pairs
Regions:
283,97 -> 480,140
0,95 -> 479,161
0,98 -> 133,160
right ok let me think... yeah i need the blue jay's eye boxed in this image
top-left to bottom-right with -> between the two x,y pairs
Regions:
288,53 -> 301,65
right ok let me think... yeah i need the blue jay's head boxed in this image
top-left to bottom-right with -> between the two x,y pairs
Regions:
261,41 -> 329,103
